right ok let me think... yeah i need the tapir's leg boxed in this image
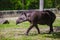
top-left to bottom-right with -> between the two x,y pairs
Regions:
49,23 -> 53,33
26,24 -> 34,35
35,25 -> 40,34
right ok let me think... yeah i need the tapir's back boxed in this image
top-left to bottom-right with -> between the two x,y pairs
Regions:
29,10 -> 56,25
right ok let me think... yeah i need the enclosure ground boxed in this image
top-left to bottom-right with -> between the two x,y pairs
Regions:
0,27 -> 60,40
0,16 -> 60,40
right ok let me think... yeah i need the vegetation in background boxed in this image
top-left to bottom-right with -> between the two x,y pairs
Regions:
44,0 -> 55,8
55,0 -> 60,10
0,0 -> 60,10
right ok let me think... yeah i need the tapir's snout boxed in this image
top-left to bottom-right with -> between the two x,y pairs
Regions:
16,13 -> 27,25
16,20 -> 20,25
16,22 -> 18,25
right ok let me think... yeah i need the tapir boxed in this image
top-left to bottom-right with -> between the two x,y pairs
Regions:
16,10 -> 56,35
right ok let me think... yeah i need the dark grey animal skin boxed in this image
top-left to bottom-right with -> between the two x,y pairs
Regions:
16,10 -> 56,35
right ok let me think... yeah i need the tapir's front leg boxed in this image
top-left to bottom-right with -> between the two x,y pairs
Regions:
26,24 -> 34,35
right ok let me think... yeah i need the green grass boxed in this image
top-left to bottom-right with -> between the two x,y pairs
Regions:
0,20 -> 30,29
0,17 -> 60,29
53,18 -> 60,26
0,33 -> 60,40
0,18 -> 60,40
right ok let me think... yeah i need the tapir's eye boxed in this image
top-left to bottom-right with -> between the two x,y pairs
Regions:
19,18 -> 23,20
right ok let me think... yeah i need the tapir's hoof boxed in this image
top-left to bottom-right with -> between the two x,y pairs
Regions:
38,32 -> 40,34
25,33 -> 29,35
48,31 -> 53,34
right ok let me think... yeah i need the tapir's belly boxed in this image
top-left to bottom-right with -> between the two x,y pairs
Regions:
37,19 -> 51,25
38,21 -> 48,25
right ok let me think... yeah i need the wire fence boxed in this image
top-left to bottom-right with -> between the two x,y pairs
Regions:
0,8 -> 60,18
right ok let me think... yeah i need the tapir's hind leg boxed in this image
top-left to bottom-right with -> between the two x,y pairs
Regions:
49,16 -> 56,34
49,23 -> 53,34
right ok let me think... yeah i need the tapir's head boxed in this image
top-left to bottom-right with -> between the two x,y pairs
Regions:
16,12 -> 27,25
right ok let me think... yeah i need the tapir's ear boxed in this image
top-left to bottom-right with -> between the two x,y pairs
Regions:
24,12 -> 27,17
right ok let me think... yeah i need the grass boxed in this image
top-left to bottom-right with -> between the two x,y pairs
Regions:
0,17 -> 60,40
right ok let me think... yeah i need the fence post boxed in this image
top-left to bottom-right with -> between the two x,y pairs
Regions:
39,0 -> 44,11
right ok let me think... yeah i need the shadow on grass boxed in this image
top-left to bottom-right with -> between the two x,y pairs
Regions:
44,26 -> 60,39
28,33 -> 38,36
17,33 -> 38,36
45,32 -> 60,39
